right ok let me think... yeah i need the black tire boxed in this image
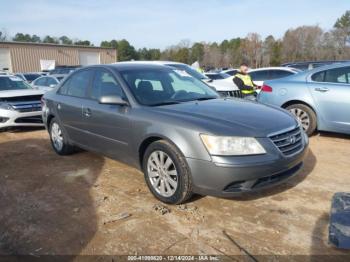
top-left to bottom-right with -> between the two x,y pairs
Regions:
49,118 -> 75,155
286,104 -> 317,136
142,140 -> 193,205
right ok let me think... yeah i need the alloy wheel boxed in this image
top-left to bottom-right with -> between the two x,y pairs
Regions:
51,122 -> 64,151
289,108 -> 310,131
147,150 -> 178,197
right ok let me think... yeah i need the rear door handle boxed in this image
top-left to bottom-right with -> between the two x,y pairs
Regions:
315,87 -> 329,92
83,107 -> 92,117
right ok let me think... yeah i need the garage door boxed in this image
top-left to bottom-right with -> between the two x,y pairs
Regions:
79,51 -> 100,66
0,48 -> 12,72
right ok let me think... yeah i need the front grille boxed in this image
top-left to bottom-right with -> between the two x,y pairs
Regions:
218,90 -> 242,98
10,101 -> 42,112
15,115 -> 43,124
269,127 -> 304,156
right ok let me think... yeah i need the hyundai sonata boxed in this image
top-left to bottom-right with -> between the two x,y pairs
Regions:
42,64 -> 308,204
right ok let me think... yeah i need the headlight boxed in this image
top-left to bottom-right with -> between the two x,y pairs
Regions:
200,134 -> 266,156
0,103 -> 13,110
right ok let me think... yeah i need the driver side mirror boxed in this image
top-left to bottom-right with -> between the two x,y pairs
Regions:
99,95 -> 128,106
49,84 -> 56,88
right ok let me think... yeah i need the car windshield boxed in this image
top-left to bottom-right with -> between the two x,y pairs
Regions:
0,76 -> 32,91
24,74 -> 41,81
166,64 -> 208,80
120,68 -> 219,106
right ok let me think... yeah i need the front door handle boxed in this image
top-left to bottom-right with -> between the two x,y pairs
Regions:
315,87 -> 329,92
83,108 -> 92,117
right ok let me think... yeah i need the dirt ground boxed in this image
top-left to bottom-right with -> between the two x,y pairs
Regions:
0,128 -> 350,257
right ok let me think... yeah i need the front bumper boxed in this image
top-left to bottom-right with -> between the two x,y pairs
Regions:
187,143 -> 308,197
0,108 -> 43,129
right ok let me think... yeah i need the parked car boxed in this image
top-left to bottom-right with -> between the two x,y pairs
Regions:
258,63 -> 350,136
282,60 -> 350,71
204,72 -> 231,80
31,75 -> 64,91
15,73 -> 41,83
221,68 -> 238,76
42,64 -> 308,204
249,67 -> 301,87
48,65 -> 81,75
115,61 -> 241,98
0,75 -> 44,129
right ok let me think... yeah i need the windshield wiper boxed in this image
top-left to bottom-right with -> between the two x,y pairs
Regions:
195,97 -> 217,101
149,101 -> 181,107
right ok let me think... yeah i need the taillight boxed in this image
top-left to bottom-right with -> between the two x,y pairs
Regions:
261,84 -> 273,92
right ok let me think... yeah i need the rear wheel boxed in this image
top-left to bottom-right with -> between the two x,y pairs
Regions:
286,104 -> 316,136
143,140 -> 193,204
49,118 -> 75,155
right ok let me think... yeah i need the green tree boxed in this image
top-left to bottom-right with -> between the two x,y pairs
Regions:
0,31 -> 8,41
334,10 -> 350,46
190,42 -> 204,63
42,35 -> 59,44
116,39 -> 138,61
74,40 -> 92,46
13,33 -> 32,42
59,36 -> 73,45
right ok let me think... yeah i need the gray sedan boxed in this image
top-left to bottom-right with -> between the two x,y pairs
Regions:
258,63 -> 350,136
42,64 -> 308,204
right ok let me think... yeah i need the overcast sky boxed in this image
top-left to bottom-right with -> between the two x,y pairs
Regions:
2,0 -> 349,49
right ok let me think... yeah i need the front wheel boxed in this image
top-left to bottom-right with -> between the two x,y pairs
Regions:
143,140 -> 193,204
49,118 -> 75,155
286,104 -> 317,136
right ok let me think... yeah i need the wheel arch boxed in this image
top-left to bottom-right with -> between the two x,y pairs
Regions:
281,100 -> 317,116
138,135 -> 186,169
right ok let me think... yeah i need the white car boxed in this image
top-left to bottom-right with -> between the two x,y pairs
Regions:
204,72 -> 231,80
221,68 -> 238,76
31,75 -> 64,91
114,61 -> 241,97
215,67 -> 300,95
0,75 -> 44,129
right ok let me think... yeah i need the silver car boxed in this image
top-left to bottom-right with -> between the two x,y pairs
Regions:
258,63 -> 350,136
42,64 -> 308,204
0,75 -> 44,129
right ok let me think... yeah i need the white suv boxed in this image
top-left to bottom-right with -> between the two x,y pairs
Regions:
0,75 -> 44,129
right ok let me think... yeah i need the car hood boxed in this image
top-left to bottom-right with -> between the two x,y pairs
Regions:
150,98 -> 298,137
0,89 -> 45,98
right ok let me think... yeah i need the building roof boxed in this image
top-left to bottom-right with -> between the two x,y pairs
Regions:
0,41 -> 114,50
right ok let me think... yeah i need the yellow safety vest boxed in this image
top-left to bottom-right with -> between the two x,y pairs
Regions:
234,73 -> 255,95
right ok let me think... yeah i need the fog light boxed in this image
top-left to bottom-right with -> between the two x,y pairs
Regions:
0,117 -> 9,123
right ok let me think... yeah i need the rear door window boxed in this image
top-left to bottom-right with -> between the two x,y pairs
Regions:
324,67 -> 350,84
59,70 -> 93,98
311,71 -> 326,82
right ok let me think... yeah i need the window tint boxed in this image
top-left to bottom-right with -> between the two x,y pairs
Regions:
324,67 -> 350,84
270,70 -> 294,79
63,70 -> 93,98
249,70 -> 270,81
35,77 -> 48,86
311,71 -> 326,82
91,69 -> 123,100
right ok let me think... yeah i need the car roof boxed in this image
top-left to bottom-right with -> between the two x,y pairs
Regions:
92,63 -> 175,71
113,61 -> 186,66
249,67 -> 299,72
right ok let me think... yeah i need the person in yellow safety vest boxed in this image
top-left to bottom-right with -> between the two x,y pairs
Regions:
233,63 -> 257,100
